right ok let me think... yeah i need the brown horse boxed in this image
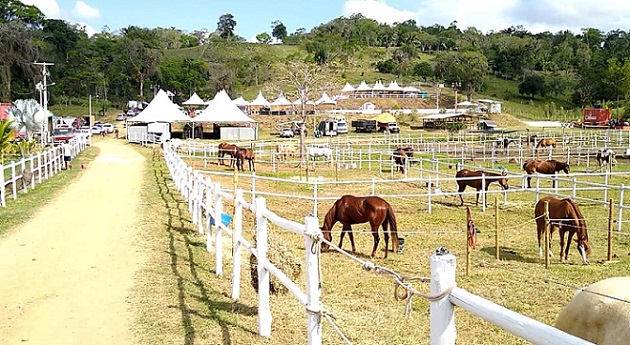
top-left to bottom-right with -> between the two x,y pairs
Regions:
534,196 -> 591,264
321,195 -> 399,259
522,159 -> 570,188
455,169 -> 509,206
535,138 -> 557,153
276,144 -> 297,162
392,148 -> 407,173
218,142 -> 239,167
235,148 -> 255,172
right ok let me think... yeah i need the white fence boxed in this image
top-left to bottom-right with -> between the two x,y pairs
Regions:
164,141 -> 600,344
163,142 -> 324,344
0,133 -> 91,207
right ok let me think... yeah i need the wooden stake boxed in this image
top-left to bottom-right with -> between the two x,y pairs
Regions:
495,195 -> 499,260
466,207 -> 472,276
544,200 -> 550,269
608,198 -> 614,262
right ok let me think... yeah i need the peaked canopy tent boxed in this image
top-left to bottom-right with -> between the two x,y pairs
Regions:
127,89 -> 191,143
315,92 -> 336,105
183,92 -> 206,106
194,90 -> 258,140
340,82 -> 356,93
271,92 -> 293,115
233,96 -> 250,107
249,91 -> 271,115
387,81 -> 404,93
355,80 -> 372,96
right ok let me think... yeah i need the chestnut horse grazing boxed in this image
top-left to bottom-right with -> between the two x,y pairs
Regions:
534,196 -> 591,264
321,195 -> 399,258
392,148 -> 408,173
218,142 -> 239,167
522,159 -> 570,188
535,138 -> 556,154
235,148 -> 255,172
455,169 -> 509,206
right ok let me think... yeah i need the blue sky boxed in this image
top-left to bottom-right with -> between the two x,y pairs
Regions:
20,0 -> 630,39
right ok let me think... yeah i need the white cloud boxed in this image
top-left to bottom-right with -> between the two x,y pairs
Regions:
72,22 -> 98,37
343,0 -> 630,34
343,0 -> 415,24
72,1 -> 100,20
19,0 -> 60,17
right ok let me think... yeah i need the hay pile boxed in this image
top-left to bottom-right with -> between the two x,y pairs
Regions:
249,235 -> 302,294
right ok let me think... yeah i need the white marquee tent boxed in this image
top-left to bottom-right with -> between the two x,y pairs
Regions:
195,90 -> 258,140
232,96 -> 250,106
340,82 -> 356,92
128,90 -> 191,123
271,92 -> 293,106
182,92 -> 206,106
387,81 -> 404,92
249,91 -> 271,107
372,80 -> 387,92
355,80 -> 372,92
315,92 -> 336,105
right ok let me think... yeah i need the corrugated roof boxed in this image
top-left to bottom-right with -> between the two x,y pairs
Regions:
420,113 -> 469,120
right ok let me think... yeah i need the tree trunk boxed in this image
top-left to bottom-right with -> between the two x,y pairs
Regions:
139,77 -> 144,98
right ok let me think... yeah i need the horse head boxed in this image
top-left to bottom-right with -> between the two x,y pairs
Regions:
575,232 -> 591,265
320,226 -> 332,252
561,162 -> 570,174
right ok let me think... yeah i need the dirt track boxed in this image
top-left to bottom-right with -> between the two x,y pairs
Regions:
0,139 -> 145,345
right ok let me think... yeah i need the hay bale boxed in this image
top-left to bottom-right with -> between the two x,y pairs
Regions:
249,236 -> 302,295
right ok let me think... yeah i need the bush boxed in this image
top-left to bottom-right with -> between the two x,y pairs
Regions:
440,122 -> 466,132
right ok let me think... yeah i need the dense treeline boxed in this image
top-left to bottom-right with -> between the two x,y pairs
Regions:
2,1 -> 630,117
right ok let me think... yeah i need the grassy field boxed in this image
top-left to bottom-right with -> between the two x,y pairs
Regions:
128,138 -> 630,345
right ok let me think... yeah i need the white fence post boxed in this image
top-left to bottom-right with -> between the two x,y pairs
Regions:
572,177 -> 577,200
313,179 -> 318,218
481,173 -> 486,212
618,185 -> 625,233
11,161 -> 17,200
255,197 -> 272,337
304,216 -> 323,345
427,177 -> 433,214
231,189 -> 244,300
0,165 -> 5,207
430,249 -> 457,345
214,182 -> 224,276
251,172 -> 257,203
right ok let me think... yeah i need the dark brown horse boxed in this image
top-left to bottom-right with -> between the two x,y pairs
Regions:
235,148 -> 255,172
534,196 -> 591,264
321,195 -> 399,259
522,159 -> 570,188
455,169 -> 509,206
535,138 -> 557,154
392,148 -> 407,173
218,142 -> 239,167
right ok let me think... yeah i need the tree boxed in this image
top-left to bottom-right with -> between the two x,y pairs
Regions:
256,32 -> 272,44
434,51 -> 489,100
217,13 -> 236,39
120,26 -> 162,99
0,0 -> 45,26
376,59 -> 396,74
0,119 -> 15,164
271,21 -> 287,42
276,61 -> 330,178
0,21 -> 38,101
518,74 -> 548,98
159,57 -> 208,98
413,61 -> 433,81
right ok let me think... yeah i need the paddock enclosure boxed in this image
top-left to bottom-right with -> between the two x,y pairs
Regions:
165,129 -> 629,344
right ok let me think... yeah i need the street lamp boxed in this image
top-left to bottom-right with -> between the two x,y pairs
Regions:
452,82 -> 462,111
436,83 -> 444,110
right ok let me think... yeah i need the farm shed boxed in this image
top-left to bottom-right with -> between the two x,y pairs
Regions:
419,113 -> 480,129
477,120 -> 498,131
194,90 -> 258,140
477,99 -> 502,114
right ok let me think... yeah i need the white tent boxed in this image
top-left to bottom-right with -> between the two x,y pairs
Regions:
372,80 -> 387,91
315,92 -> 336,105
340,82 -> 356,92
233,96 -> 250,106
129,90 -> 191,123
456,100 -> 477,107
249,91 -> 271,107
356,80 -> 372,92
403,86 -> 421,93
271,92 -> 293,106
194,90 -> 257,123
292,98 -> 315,106
182,92 -> 206,106
387,81 -> 404,92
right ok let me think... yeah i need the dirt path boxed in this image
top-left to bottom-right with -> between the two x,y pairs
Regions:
0,139 -> 146,345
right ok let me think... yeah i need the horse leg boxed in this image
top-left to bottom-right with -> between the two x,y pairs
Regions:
347,227 -> 356,253
563,228 -> 575,262
458,184 -> 465,205
526,176 -> 532,189
475,189 -> 480,207
370,226 -> 380,259
382,223 -> 390,259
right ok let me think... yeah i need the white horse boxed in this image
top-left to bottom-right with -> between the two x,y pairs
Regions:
307,145 -> 332,161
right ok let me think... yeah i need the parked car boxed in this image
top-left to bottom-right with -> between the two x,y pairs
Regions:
102,123 -> 114,133
279,128 -> 294,138
52,126 -> 75,142
91,126 -> 103,134
116,113 -> 125,121
336,121 -> 349,134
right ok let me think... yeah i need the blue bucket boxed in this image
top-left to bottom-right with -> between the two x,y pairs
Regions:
210,213 -> 233,226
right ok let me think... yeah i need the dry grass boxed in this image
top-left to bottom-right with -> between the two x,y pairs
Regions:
132,144 -> 630,345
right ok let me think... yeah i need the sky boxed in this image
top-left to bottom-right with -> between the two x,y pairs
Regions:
19,0 -> 630,40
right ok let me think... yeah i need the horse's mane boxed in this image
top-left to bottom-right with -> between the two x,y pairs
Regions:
564,198 -> 588,241
322,201 -> 338,230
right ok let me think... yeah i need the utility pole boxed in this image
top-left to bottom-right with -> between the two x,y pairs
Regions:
33,62 -> 55,111
34,62 -> 54,143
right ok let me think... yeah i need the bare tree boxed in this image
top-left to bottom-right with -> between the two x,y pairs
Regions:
276,61 -> 330,178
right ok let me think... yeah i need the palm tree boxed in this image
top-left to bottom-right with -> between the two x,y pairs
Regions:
6,99 -> 47,141
0,119 -> 16,164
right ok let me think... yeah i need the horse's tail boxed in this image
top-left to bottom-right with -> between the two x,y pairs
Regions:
522,161 -> 528,171
386,203 -> 399,253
